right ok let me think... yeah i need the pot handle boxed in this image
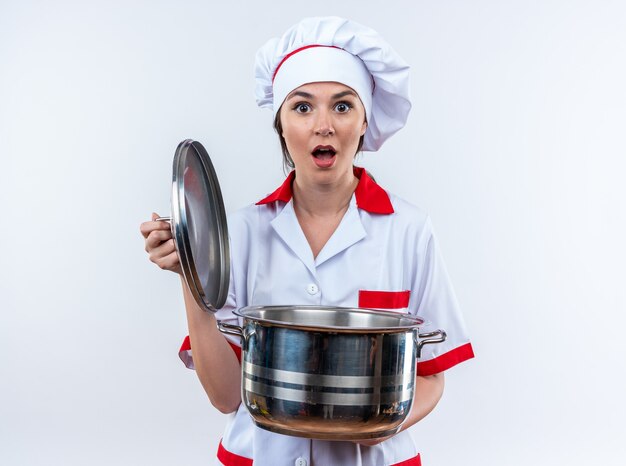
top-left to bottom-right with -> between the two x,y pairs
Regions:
416,329 -> 447,358
218,322 -> 256,352
217,321 -> 244,338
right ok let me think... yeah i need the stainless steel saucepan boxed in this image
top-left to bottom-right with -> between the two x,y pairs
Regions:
219,305 -> 446,440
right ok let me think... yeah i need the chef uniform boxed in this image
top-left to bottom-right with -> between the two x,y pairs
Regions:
179,17 -> 474,466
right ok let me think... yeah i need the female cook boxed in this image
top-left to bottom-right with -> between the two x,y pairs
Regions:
141,16 -> 474,466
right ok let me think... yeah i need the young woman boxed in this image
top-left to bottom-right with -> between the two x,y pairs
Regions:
141,16 -> 474,466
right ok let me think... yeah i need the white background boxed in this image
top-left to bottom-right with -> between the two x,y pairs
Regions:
1,1 -> 625,465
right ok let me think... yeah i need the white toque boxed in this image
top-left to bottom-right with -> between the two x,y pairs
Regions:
254,16 -> 411,152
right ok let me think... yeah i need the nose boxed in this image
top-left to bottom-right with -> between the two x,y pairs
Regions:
314,109 -> 335,136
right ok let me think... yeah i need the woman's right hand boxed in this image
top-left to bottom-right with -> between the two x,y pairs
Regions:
140,212 -> 182,274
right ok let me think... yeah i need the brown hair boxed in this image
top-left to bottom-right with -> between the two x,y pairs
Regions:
273,109 -> 365,173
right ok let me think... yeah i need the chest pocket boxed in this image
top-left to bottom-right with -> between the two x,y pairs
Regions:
358,290 -> 411,310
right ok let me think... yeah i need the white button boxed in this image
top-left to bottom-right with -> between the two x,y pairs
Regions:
306,284 -> 319,295
295,458 -> 307,466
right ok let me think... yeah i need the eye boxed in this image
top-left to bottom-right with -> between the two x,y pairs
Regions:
334,102 -> 352,113
293,102 -> 311,113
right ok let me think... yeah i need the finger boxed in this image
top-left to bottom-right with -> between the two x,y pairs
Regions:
140,212 -> 171,238
145,230 -> 173,251
148,238 -> 177,262
140,220 -> 171,238
160,252 -> 182,272
152,250 -> 180,272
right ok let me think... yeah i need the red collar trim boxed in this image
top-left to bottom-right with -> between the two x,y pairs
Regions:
255,167 -> 394,215
353,167 -> 395,214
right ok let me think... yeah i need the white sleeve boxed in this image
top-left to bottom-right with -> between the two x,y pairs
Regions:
411,218 -> 474,376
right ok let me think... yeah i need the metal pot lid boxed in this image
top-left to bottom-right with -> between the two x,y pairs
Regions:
171,139 -> 230,312
234,305 -> 426,333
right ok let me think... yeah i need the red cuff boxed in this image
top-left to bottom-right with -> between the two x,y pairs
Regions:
179,335 -> 191,353
217,440 -> 253,466
417,342 -> 475,376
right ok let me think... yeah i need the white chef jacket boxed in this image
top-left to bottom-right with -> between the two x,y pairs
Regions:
179,167 -> 474,466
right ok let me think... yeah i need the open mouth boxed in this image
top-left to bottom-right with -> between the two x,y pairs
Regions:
311,145 -> 337,160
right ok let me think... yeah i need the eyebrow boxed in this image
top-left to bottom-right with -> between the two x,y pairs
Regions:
285,89 -> 359,101
331,90 -> 358,99
286,91 -> 314,100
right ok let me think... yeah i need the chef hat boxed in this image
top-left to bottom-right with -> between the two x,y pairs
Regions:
255,16 -> 411,152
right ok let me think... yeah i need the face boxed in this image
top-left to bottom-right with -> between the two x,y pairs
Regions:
279,81 -> 367,185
